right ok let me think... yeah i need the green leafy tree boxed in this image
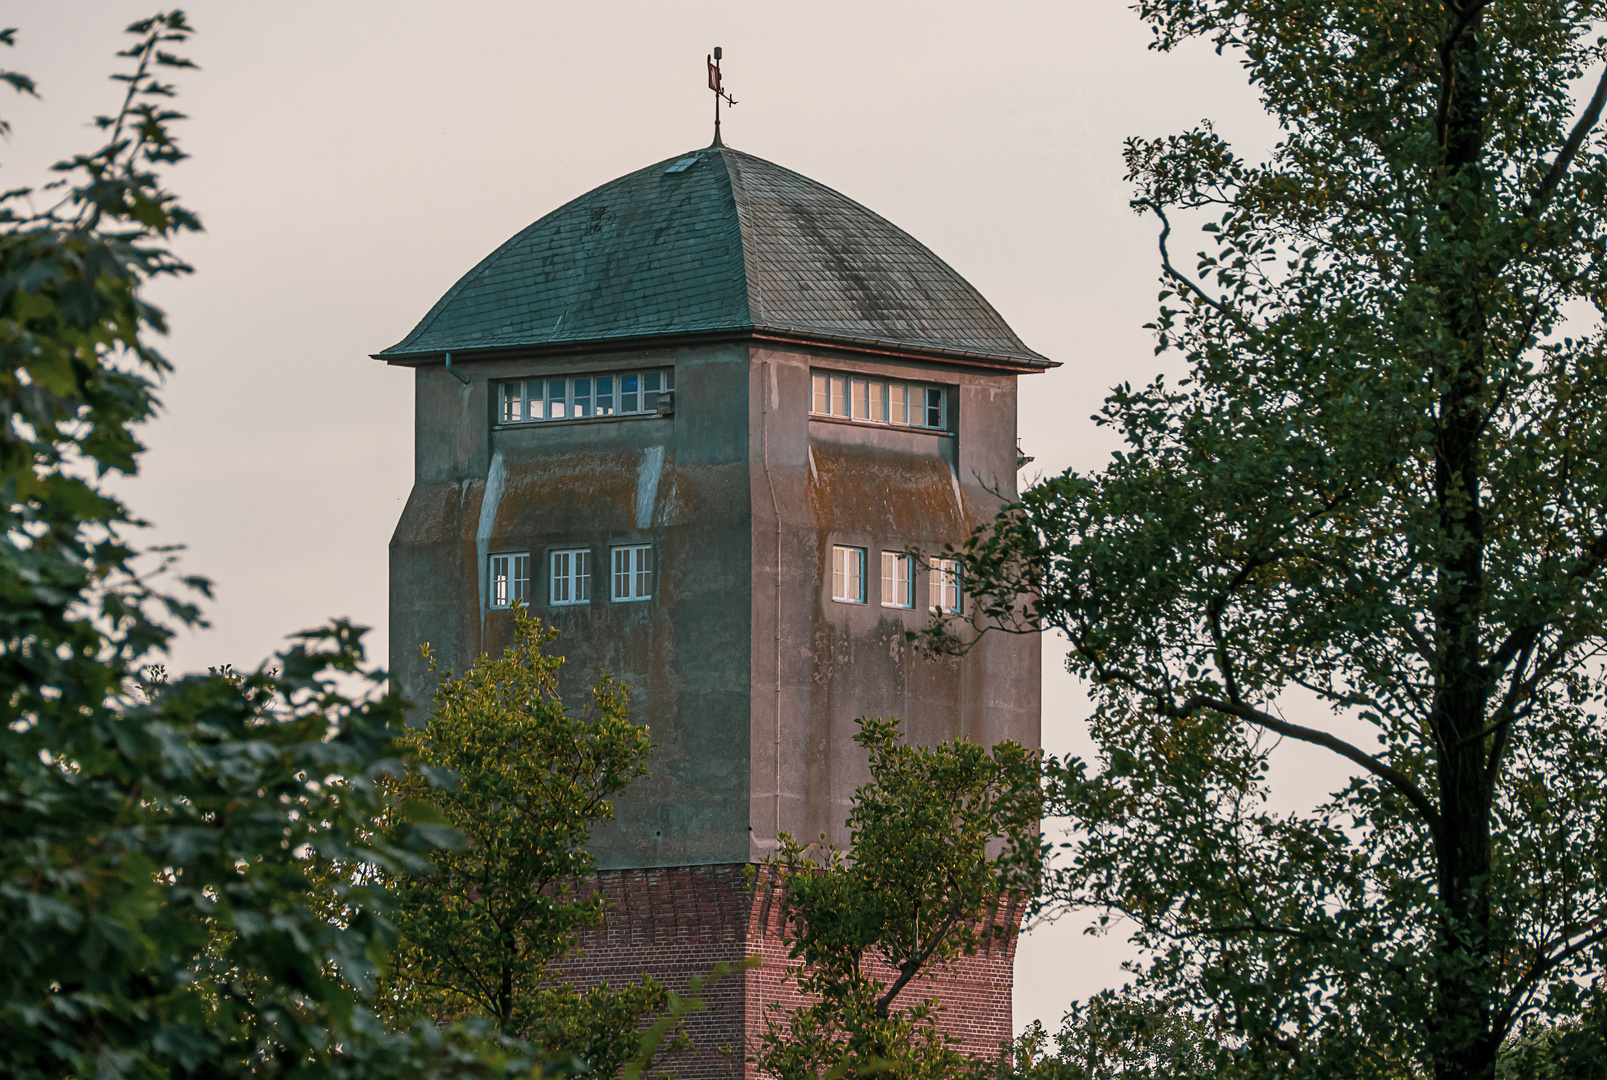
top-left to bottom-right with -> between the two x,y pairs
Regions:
987,991 -> 1228,1080
378,609 -> 668,1076
0,15 -> 578,1079
755,717 -> 1043,1080
944,2 -> 1607,1078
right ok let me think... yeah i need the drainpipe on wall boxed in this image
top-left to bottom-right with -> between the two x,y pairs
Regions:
445,351 -> 471,386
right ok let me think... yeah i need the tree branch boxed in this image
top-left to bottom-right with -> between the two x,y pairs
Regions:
1527,63 -> 1607,218
1165,694 -> 1441,832
1132,197 -> 1233,316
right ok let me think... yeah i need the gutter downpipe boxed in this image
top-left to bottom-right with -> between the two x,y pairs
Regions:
762,360 -> 783,845
445,351 -> 471,386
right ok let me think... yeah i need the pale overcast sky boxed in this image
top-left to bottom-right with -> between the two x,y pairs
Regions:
6,1 -> 1303,1033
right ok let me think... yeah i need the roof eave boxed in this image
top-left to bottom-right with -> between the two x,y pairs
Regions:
372,326 -> 1057,373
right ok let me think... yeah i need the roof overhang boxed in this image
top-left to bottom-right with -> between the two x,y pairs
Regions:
373,326 -> 1058,375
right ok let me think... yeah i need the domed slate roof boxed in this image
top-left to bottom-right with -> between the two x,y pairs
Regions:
376,145 -> 1049,369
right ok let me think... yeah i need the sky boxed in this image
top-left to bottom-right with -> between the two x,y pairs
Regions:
4,0 -> 1310,1035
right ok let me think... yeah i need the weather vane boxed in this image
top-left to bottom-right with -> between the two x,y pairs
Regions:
708,46 -> 737,145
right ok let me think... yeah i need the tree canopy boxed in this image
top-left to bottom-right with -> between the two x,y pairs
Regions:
756,717 -> 1042,1080
945,2 -> 1607,1078
377,611 -> 667,1077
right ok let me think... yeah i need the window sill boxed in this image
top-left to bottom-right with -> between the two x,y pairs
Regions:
808,415 -> 952,435
496,411 -> 670,431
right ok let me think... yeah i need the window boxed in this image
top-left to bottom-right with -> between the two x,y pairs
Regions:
612,545 -> 653,601
809,370 -> 947,430
832,545 -> 867,604
930,557 -> 962,614
881,551 -> 914,608
550,548 -> 591,605
489,552 -> 530,609
498,368 -> 674,425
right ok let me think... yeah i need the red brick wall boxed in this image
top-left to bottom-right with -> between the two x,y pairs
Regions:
555,865 -> 1019,1079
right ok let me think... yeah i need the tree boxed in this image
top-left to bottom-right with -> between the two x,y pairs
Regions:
378,609 -> 667,1076
989,991 -> 1228,1080
944,3 -> 1607,1078
754,717 -> 1043,1080
0,16 -> 563,1079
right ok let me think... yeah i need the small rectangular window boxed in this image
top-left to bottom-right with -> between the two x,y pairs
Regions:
547,378 -> 568,419
595,375 -> 615,416
929,557 -> 961,614
621,373 -> 640,414
925,387 -> 945,429
612,544 -> 653,601
890,382 -> 909,424
490,552 -> 530,609
881,551 -> 913,608
573,377 -> 592,419
868,380 -> 887,423
550,548 -> 591,605
832,545 -> 867,604
812,372 -> 829,415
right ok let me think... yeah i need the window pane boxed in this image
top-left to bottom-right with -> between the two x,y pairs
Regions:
851,379 -> 869,420
926,387 -> 944,428
644,372 -> 661,395
526,380 -> 543,421
501,382 -> 522,423
929,558 -> 961,613
894,383 -> 910,424
595,376 -> 615,416
830,375 -> 849,417
621,374 -> 640,413
573,377 -> 591,418
614,547 -> 630,598
491,555 -> 509,608
552,551 -> 569,604
869,380 -> 887,423
513,555 -> 530,603
634,546 -> 652,598
812,372 -> 828,415
663,369 -> 675,391
833,546 -> 865,603
881,551 -> 895,605
576,550 -> 591,601
548,379 -> 568,419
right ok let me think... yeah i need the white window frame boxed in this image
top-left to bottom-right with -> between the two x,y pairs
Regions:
832,545 -> 867,604
489,551 -> 530,610
497,369 -> 674,425
881,551 -> 914,608
549,548 -> 591,606
809,369 -> 947,430
929,557 -> 962,614
611,544 -> 653,602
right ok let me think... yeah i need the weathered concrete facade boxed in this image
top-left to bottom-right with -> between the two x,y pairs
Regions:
389,338 -> 1038,863
381,141 -> 1050,1071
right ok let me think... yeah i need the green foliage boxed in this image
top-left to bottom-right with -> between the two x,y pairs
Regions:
0,15 -> 590,1079
943,2 -> 1607,1078
755,717 -> 1043,1080
378,609 -> 664,1075
986,992 -> 1227,1080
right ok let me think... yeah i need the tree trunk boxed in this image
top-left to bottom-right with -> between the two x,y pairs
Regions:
1430,6 -> 1499,1079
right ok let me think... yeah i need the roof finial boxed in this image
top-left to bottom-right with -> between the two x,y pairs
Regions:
707,46 -> 737,146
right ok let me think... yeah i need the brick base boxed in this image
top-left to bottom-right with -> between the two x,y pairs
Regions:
557,865 -> 1018,1080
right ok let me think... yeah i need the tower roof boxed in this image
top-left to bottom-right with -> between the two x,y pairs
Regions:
375,146 -> 1050,370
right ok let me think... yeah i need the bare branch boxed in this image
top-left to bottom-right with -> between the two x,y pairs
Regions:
1528,63 -> 1607,218
1165,694 -> 1441,832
